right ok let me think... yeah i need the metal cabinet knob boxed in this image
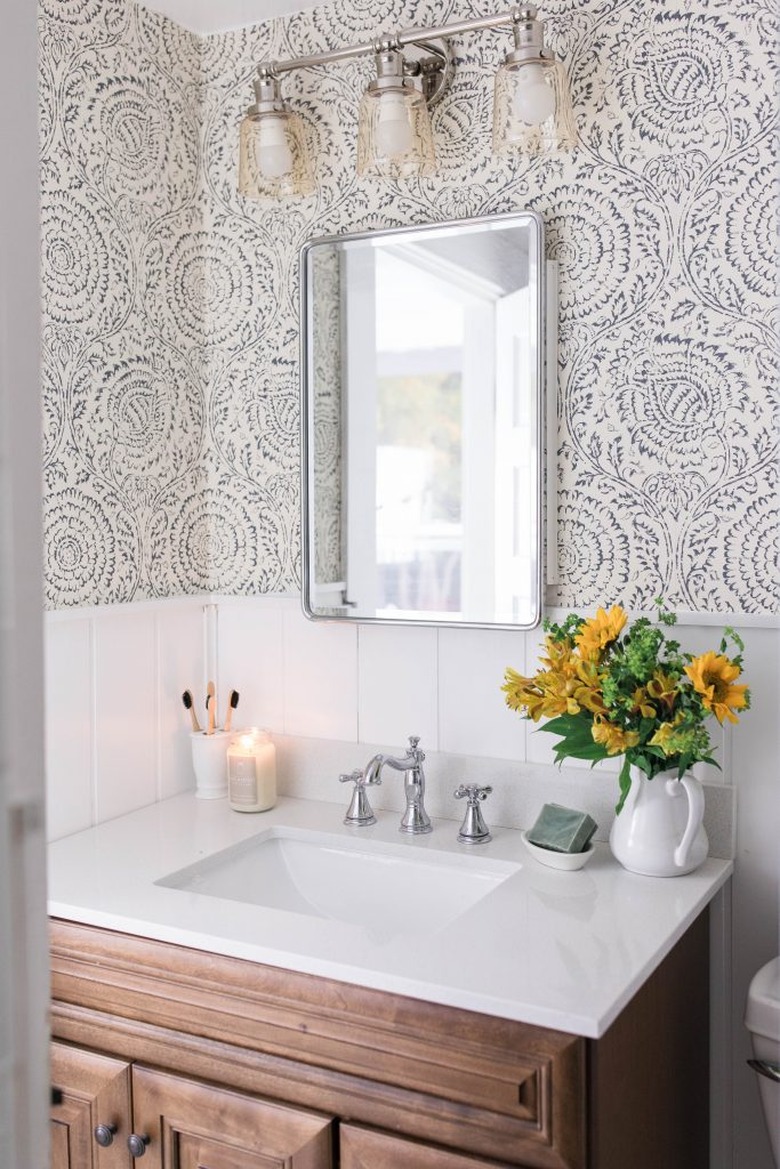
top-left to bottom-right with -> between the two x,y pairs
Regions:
94,1123 -> 117,1147
127,1133 -> 151,1158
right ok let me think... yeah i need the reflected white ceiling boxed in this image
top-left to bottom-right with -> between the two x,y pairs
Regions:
139,0 -> 319,35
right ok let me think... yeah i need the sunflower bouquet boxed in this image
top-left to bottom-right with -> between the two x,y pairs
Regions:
502,601 -> 749,812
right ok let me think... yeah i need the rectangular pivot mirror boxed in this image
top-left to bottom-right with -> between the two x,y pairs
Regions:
301,211 -> 545,630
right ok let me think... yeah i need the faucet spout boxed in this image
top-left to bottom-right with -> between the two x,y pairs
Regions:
362,736 -> 432,835
362,754 -> 387,786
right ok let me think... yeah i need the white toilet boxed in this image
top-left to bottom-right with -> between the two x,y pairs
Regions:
746,956 -> 780,1168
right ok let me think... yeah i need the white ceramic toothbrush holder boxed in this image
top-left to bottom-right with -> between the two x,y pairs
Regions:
190,730 -> 231,799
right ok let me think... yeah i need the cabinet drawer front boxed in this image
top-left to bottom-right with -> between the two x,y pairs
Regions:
340,1124 -> 512,1169
131,1065 -> 333,1169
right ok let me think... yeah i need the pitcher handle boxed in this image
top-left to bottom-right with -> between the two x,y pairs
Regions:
672,776 -> 705,868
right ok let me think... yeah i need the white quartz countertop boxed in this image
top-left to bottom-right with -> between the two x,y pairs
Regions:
47,793 -> 731,1039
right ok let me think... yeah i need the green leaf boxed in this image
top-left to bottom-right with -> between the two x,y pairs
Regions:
615,756 -> 632,814
553,741 -> 609,762
723,626 -> 745,654
537,714 -> 589,737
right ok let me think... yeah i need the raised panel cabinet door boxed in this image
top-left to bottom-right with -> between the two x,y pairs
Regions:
339,1125 -> 513,1169
130,1066 -> 333,1169
50,1042 -> 133,1169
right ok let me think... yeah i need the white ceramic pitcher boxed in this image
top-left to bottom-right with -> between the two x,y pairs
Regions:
609,765 -> 708,877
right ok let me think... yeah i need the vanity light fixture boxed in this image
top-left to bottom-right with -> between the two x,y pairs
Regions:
356,46 -> 440,179
493,6 -> 576,154
238,70 -> 315,198
238,4 -> 574,199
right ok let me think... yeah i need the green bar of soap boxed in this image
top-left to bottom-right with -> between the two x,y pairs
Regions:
527,803 -> 597,854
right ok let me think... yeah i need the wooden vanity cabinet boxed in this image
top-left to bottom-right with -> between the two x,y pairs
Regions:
49,910 -> 709,1169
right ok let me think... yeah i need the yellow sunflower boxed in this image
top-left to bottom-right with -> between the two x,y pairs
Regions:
684,652 -> 749,725
575,605 -> 628,661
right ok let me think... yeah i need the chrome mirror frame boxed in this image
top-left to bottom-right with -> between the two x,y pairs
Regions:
300,210 -> 548,631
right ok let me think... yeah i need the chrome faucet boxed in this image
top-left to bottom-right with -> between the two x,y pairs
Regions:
362,736 -> 432,834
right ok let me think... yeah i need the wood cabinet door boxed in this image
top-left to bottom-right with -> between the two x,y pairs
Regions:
339,1125 -> 513,1169
131,1066 -> 333,1169
50,1042 -> 132,1169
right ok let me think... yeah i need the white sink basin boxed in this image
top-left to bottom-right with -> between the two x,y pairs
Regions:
156,825 -> 518,940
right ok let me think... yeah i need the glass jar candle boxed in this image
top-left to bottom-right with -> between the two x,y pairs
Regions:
227,728 -> 277,813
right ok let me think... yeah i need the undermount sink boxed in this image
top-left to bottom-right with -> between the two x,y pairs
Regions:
156,825 -> 519,940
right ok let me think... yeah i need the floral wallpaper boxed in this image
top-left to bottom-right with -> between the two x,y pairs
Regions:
40,0 -> 202,605
39,0 -> 778,613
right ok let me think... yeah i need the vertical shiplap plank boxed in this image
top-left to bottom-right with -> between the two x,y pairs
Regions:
156,602 -> 205,801
44,615 -> 94,839
94,609 -> 157,822
358,623 -> 438,749
282,606 -> 358,740
438,626 -> 527,761
217,598 -> 285,734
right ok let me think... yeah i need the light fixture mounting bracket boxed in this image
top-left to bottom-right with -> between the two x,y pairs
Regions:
400,37 -> 454,107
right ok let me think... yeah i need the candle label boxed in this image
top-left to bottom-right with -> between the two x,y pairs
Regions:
227,735 -> 277,812
229,756 -> 257,806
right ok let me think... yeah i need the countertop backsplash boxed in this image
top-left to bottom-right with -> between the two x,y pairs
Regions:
272,733 -> 735,861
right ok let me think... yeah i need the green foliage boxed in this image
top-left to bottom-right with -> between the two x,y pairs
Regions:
543,613 -> 585,642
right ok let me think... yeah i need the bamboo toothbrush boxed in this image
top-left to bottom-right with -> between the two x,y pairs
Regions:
182,689 -> 201,733
206,680 -> 216,735
223,690 -> 239,733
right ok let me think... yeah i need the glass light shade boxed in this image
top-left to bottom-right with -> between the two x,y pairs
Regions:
356,85 -> 436,179
493,57 -> 576,155
238,109 -> 314,198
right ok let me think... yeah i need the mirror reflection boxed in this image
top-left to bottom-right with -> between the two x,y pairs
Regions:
301,211 -> 545,629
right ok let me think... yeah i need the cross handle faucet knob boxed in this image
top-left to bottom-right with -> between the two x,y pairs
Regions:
454,784 -> 493,844
340,768 -> 379,826
454,783 -> 493,804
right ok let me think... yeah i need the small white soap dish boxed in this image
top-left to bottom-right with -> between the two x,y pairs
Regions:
521,831 -> 595,871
